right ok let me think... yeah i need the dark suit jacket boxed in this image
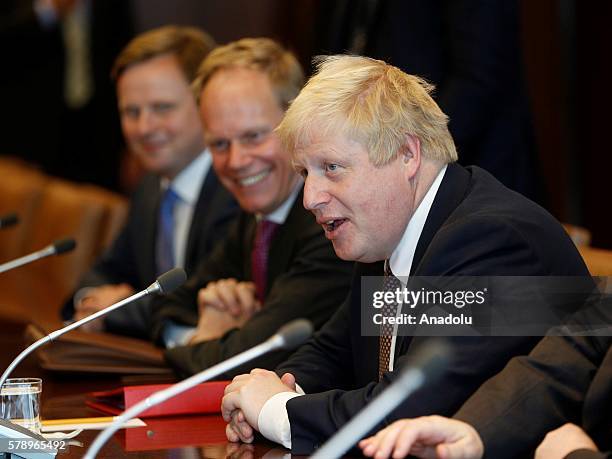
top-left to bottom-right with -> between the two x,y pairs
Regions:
567,451 -> 611,459
151,190 -> 354,379
455,297 -> 612,458
316,0 -> 541,201
0,0 -> 132,189
276,163 -> 590,454
61,170 -> 238,339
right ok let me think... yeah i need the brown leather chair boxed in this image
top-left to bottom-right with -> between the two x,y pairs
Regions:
562,223 -> 592,247
0,173 -> 127,323
0,163 -> 48,262
80,184 -> 128,253
579,246 -> 612,277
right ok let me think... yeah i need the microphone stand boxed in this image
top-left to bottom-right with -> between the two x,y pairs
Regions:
84,320 -> 312,458
0,239 -> 75,274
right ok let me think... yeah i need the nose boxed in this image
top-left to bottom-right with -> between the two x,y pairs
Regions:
226,141 -> 251,170
135,109 -> 156,136
303,174 -> 331,210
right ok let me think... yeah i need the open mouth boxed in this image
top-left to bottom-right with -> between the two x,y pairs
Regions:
324,219 -> 347,232
238,169 -> 271,187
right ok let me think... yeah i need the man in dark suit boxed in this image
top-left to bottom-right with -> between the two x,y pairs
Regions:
150,38 -> 353,377
359,297 -> 612,459
316,0 -> 542,201
61,26 -> 238,339
220,55 -> 590,454
0,0 -> 132,190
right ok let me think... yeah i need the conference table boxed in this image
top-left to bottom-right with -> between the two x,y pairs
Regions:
0,317 -> 294,458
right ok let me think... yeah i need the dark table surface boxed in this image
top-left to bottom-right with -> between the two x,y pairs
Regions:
0,318 -> 290,458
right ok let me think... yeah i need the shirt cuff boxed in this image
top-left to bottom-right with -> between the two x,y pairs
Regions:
162,321 -> 196,348
258,391 -> 303,449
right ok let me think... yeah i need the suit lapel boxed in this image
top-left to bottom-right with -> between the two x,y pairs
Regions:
244,215 -> 258,280
184,168 -> 217,272
582,344 -> 612,435
142,176 -> 161,283
411,163 -> 471,275
395,164 -> 471,361
266,191 -> 305,297
355,261 -> 386,384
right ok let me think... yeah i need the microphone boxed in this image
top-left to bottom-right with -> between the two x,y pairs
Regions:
0,238 -> 76,274
0,268 -> 186,389
0,212 -> 19,229
84,319 -> 314,458
310,340 -> 451,459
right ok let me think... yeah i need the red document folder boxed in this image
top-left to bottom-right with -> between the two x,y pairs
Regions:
119,415 -> 229,451
86,381 -> 230,418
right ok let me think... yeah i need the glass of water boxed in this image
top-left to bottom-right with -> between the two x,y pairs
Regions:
0,378 -> 42,434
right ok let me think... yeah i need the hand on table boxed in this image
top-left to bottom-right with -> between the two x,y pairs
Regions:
74,283 -> 134,332
222,370 -> 297,444
359,415 -> 484,459
535,423 -> 598,459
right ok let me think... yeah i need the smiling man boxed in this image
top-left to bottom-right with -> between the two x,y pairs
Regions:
219,55 -> 591,454
150,38 -> 353,378
61,26 -> 238,339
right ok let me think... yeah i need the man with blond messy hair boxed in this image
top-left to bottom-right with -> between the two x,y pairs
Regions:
221,55 -> 589,454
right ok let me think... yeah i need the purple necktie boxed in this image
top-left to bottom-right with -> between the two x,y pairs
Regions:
251,220 -> 280,303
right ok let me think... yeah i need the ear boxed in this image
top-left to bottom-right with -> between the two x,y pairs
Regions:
400,134 -> 421,180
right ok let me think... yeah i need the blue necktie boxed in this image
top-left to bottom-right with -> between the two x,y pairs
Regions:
156,187 -> 180,275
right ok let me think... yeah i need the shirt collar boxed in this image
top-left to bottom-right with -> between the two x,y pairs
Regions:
389,165 -> 447,278
161,150 -> 212,205
258,179 -> 303,225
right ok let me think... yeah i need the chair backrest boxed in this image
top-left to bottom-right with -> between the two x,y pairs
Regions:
21,179 -> 110,311
579,246 -> 612,277
80,184 -> 129,253
562,223 -> 592,247
0,162 -> 48,261
0,161 -> 128,323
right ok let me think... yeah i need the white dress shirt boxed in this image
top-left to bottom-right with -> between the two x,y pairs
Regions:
257,166 -> 448,449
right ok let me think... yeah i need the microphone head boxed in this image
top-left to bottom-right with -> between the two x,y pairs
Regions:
0,212 -> 19,229
52,238 -> 77,255
275,319 -> 313,350
156,268 -> 187,294
399,340 -> 451,386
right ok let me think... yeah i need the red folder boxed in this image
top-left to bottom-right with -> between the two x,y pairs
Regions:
119,415 -> 228,451
86,381 -> 230,418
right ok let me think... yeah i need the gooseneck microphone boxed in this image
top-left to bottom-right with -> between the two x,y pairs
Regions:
84,319 -> 314,458
310,341 -> 452,459
0,238 -> 76,274
0,268 -> 186,389
0,212 -> 19,229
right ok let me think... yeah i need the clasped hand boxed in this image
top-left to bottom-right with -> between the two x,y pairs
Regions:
221,370 -> 297,444
190,279 -> 260,344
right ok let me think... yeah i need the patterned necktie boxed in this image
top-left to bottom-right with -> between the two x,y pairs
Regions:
251,220 -> 280,302
156,187 -> 180,275
379,262 -> 401,380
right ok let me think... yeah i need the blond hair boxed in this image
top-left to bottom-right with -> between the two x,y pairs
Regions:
112,25 -> 216,82
193,37 -> 304,110
277,55 -> 457,165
